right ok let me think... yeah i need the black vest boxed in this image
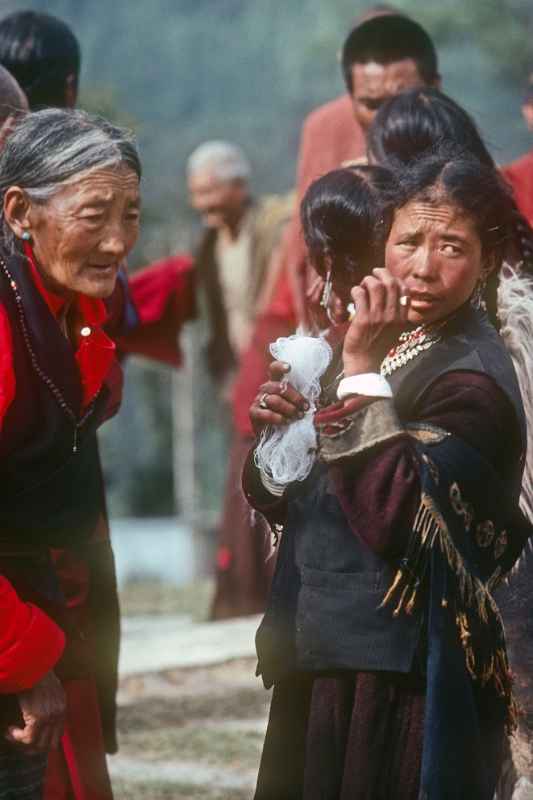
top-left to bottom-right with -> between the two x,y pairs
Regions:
256,305 -> 525,688
0,250 -> 121,547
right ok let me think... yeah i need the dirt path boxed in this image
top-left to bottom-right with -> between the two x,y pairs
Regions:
110,658 -> 269,800
112,577 -> 533,799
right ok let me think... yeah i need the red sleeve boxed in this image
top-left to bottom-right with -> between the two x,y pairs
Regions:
329,371 -> 521,560
0,308 -> 66,691
118,255 -> 195,367
0,303 -> 15,429
0,307 -> 65,690
0,576 -> 65,693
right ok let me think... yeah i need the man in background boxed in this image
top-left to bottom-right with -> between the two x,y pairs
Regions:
186,140 -> 292,619
287,11 -> 441,322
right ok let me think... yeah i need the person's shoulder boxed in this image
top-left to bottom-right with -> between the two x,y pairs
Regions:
303,94 -> 353,133
255,191 -> 295,228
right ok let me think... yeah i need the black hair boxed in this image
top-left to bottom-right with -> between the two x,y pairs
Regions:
341,14 -> 438,92
301,165 -> 396,300
0,11 -> 80,110
367,88 -> 495,169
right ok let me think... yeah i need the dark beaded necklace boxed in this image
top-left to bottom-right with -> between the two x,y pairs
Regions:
0,256 -> 99,453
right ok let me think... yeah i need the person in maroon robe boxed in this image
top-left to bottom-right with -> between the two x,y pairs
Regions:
244,152 -> 532,799
502,78 -> 533,227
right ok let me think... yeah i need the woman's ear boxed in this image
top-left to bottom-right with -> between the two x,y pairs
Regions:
3,187 -> 33,239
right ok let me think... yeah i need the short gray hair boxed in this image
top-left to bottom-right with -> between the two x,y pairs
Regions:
0,107 -> 141,250
187,140 -> 251,182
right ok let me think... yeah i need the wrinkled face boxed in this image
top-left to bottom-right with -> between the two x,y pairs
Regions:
28,165 -> 140,298
350,58 -> 427,131
385,199 -> 485,325
188,170 -> 248,229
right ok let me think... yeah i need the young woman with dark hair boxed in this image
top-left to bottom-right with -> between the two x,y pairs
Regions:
300,164 -> 395,326
367,87 -> 533,282
244,151 -> 532,799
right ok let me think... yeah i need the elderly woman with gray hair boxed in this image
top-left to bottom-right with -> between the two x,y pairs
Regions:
0,107 -> 141,799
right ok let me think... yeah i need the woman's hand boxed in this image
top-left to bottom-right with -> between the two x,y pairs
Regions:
250,361 -> 309,435
342,268 -> 410,376
6,670 -> 66,753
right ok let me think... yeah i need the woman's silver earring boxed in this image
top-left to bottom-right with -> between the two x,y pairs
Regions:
471,276 -> 487,311
320,268 -> 333,312
21,231 -> 31,242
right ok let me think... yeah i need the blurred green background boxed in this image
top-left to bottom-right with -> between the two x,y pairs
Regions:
4,0 -> 532,517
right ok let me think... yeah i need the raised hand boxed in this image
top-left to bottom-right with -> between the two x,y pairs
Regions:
343,268 -> 410,376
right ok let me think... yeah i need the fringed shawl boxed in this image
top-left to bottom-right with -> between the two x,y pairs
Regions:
382,429 -> 531,799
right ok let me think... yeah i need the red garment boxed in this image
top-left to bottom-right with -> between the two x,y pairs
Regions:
0,306 -> 14,430
268,94 -> 366,325
0,576 -> 65,693
0,248 -> 119,426
45,679 -> 112,800
210,434 -> 277,619
502,148 -> 533,226
24,243 -> 117,409
119,254 -> 195,366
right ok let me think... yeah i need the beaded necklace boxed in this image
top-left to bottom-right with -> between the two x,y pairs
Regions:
380,320 -> 448,377
0,256 -> 99,453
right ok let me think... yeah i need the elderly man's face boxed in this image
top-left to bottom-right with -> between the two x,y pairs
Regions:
26,165 -> 140,298
350,58 -> 429,132
188,170 -> 248,230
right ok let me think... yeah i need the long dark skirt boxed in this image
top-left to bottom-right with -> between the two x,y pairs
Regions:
255,671 -> 425,800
